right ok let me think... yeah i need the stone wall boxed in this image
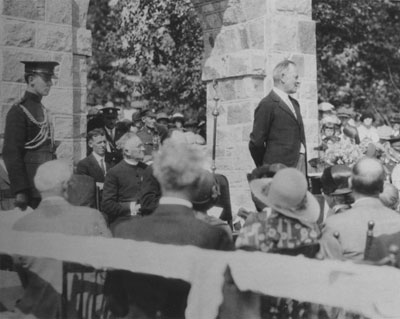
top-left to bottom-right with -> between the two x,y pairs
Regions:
193,0 -> 318,212
0,0 -> 92,163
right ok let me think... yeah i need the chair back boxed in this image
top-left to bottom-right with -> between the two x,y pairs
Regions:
364,220 -> 375,260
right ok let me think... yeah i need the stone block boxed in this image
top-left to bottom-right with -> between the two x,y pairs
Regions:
1,83 -> 22,104
214,28 -> 245,55
290,54 -> 305,77
2,48 -> 52,82
242,123 -> 252,141
47,0 -> 72,24
241,0 -> 266,20
250,53 -> 266,76
298,21 -> 316,55
3,21 -> 35,48
215,124 -> 242,146
228,55 -> 248,77
218,79 -> 235,101
303,55 -> 317,80
299,81 -> 317,101
54,53 -> 73,87
275,0 -> 312,17
53,114 -> 86,140
3,0 -> 45,20
45,88 -> 73,113
227,102 -> 252,125
303,118 -> 319,145
222,0 -> 245,26
73,89 -> 87,113
36,24 -> 72,52
73,56 -> 88,87
72,0 -> 90,28
272,16 -> 297,52
0,104 -> 12,134
204,13 -> 222,29
248,19 -> 264,49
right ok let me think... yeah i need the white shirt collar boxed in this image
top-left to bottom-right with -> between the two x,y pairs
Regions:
92,151 -> 105,163
124,158 -> 139,166
159,196 -> 193,208
273,87 -> 291,102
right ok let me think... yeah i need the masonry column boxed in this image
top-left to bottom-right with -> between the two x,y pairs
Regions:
0,0 -> 92,164
194,0 -> 318,212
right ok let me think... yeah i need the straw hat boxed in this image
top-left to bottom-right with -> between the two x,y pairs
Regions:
249,168 -> 320,224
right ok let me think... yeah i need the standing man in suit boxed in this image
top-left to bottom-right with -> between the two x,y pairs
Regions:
249,60 -> 306,173
104,139 -> 233,319
3,61 -> 59,210
76,128 -> 110,183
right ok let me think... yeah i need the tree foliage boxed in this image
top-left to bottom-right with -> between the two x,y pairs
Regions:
87,0 -> 206,114
313,0 -> 400,118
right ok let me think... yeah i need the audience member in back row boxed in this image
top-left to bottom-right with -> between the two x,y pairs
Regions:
102,135 -> 148,225
76,128 -> 111,183
104,139 -> 233,319
12,160 -> 111,319
236,168 -> 321,252
320,157 -> 400,261
320,164 -> 354,217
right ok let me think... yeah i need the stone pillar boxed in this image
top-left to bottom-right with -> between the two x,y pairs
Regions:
194,0 -> 318,211
0,0 -> 92,164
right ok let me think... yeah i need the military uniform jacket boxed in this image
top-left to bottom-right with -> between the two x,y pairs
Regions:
3,91 -> 54,198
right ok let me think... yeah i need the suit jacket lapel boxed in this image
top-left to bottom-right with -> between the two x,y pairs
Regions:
272,91 -> 299,124
289,96 -> 303,127
89,153 -> 104,177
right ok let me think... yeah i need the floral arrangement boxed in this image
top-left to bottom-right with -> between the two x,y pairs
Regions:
321,140 -> 364,166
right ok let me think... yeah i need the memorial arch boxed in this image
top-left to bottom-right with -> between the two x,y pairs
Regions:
0,0 -> 318,209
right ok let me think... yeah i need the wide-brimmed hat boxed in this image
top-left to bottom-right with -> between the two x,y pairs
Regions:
318,102 -> 335,112
249,168 -> 320,224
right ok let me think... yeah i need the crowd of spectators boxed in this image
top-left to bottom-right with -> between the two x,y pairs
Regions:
3,100 -> 400,318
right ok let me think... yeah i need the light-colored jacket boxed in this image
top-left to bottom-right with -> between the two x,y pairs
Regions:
320,197 -> 400,261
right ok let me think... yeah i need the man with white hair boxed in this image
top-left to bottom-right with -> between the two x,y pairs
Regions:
105,139 -> 233,319
102,134 -> 148,225
12,160 -> 110,318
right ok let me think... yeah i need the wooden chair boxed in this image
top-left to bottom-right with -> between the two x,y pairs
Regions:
61,262 -> 107,319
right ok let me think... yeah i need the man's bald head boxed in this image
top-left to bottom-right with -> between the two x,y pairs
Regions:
351,157 -> 385,196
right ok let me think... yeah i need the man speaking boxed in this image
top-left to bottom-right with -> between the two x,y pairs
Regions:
249,60 -> 307,174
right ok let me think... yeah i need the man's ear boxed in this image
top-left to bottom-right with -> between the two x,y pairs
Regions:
88,139 -> 93,149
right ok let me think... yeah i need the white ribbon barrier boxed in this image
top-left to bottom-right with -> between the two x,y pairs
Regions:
1,211 -> 400,318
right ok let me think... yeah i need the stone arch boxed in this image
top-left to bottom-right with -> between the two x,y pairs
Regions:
0,0 -> 317,209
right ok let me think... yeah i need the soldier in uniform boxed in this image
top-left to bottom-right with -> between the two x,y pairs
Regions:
3,61 -> 58,210
137,110 -> 159,159
101,106 -> 125,166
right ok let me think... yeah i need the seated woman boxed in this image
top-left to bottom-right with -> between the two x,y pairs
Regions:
320,165 -> 354,217
236,168 -> 321,319
236,168 -> 321,253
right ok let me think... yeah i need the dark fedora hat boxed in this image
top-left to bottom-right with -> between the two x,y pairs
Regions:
321,165 -> 352,196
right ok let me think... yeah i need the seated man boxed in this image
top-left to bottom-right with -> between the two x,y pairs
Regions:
320,157 -> 400,261
101,135 -> 148,225
76,128 -> 110,183
12,160 -> 111,319
104,139 -> 233,319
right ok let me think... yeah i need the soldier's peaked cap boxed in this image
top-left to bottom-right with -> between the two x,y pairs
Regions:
21,61 -> 59,77
101,107 -> 119,117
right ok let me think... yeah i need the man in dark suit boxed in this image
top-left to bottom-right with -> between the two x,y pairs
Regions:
3,61 -> 59,210
249,60 -> 306,173
104,139 -> 233,319
102,135 -> 148,224
76,128 -> 110,183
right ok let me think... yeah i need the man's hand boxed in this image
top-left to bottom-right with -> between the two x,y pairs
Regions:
15,192 -> 28,211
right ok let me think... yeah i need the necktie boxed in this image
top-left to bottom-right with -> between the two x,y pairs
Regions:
287,96 -> 297,119
100,159 -> 106,175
